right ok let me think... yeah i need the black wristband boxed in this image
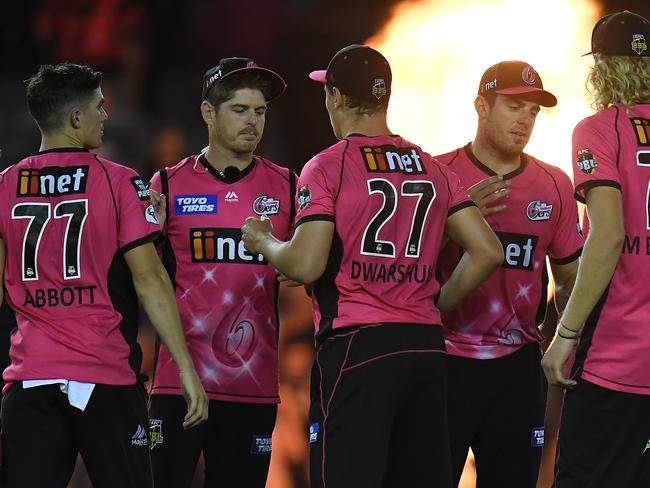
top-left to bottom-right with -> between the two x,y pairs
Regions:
558,330 -> 580,340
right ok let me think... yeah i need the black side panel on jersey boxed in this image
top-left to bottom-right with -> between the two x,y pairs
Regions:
535,263 -> 549,326
107,252 -> 145,384
289,171 -> 297,224
314,231 -> 344,344
0,294 -> 17,389
570,285 -> 610,379
154,168 -> 177,288
159,168 -> 170,226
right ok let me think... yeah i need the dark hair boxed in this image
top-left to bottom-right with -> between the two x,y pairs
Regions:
26,63 -> 102,133
325,82 -> 386,116
206,71 -> 273,110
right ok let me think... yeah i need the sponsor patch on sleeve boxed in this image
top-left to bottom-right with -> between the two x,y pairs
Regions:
174,195 -> 218,215
576,149 -> 597,175
145,204 -> 159,224
130,176 -> 150,201
297,185 -> 311,211
250,434 -> 272,454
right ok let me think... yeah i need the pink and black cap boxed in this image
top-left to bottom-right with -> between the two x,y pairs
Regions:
201,57 -> 287,101
309,44 -> 392,106
586,10 -> 649,57
478,60 -> 557,107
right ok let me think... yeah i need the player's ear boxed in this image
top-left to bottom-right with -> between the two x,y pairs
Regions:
69,107 -> 83,130
201,100 -> 215,126
475,95 -> 489,119
332,87 -> 345,109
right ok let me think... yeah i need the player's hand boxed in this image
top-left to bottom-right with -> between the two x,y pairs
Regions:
541,334 -> 578,389
148,189 -> 167,228
179,369 -> 209,429
241,215 -> 273,254
467,175 -> 509,216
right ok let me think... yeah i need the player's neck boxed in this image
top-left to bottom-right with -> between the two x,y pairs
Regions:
341,113 -> 392,138
203,145 -> 253,173
39,132 -> 86,152
470,138 -> 522,175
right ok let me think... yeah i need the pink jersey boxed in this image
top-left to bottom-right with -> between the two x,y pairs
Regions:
572,103 -> 650,395
295,134 -> 472,338
0,148 -> 161,389
436,145 -> 583,359
149,155 -> 295,403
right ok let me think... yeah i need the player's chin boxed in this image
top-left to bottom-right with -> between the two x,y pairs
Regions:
236,140 -> 259,153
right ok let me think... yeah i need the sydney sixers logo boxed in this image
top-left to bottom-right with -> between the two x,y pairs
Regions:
526,200 -> 553,221
215,320 -> 256,367
522,66 -> 537,85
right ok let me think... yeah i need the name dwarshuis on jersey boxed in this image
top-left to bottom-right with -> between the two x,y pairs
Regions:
351,260 -> 434,283
360,145 -> 426,174
23,285 -> 97,308
191,228 -> 266,264
17,166 -> 89,197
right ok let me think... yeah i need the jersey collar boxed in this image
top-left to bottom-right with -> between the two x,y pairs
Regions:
198,154 -> 256,184
463,143 -> 528,180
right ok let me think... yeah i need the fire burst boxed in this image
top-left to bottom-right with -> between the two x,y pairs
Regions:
367,0 -> 601,178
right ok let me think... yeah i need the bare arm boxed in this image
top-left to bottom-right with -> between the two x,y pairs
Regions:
242,217 -> 335,284
437,206 -> 504,313
540,259 -> 579,351
123,243 -> 208,428
542,186 -> 624,387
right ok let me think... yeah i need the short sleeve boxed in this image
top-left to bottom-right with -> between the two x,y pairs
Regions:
439,164 -> 474,216
116,169 -> 162,252
548,171 -> 584,263
572,116 -> 621,203
295,154 -> 337,227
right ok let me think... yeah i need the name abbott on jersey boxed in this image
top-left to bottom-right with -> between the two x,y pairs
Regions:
23,285 -> 97,308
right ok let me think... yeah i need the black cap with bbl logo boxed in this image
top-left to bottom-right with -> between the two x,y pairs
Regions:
586,10 -> 650,57
478,60 -> 557,107
202,57 -> 286,101
309,45 -> 392,106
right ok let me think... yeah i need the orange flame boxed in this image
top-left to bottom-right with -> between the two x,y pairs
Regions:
368,0 -> 602,177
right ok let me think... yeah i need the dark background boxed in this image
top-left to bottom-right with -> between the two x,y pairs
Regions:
0,1 -> 648,487
1,0 -> 648,178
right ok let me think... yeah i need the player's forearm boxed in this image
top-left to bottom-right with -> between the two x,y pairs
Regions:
132,269 -> 195,372
437,247 -> 502,314
560,228 -> 623,332
553,276 -> 575,318
258,234 -> 325,284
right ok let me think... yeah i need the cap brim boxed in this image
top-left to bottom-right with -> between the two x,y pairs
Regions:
496,87 -> 558,107
203,66 -> 287,102
309,70 -> 327,83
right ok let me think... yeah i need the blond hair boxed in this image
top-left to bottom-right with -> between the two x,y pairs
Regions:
587,55 -> 650,111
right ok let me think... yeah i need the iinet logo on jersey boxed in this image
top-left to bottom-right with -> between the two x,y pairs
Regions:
360,145 -> 427,174
17,166 -> 89,197
190,228 -> 266,265
495,231 -> 538,271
